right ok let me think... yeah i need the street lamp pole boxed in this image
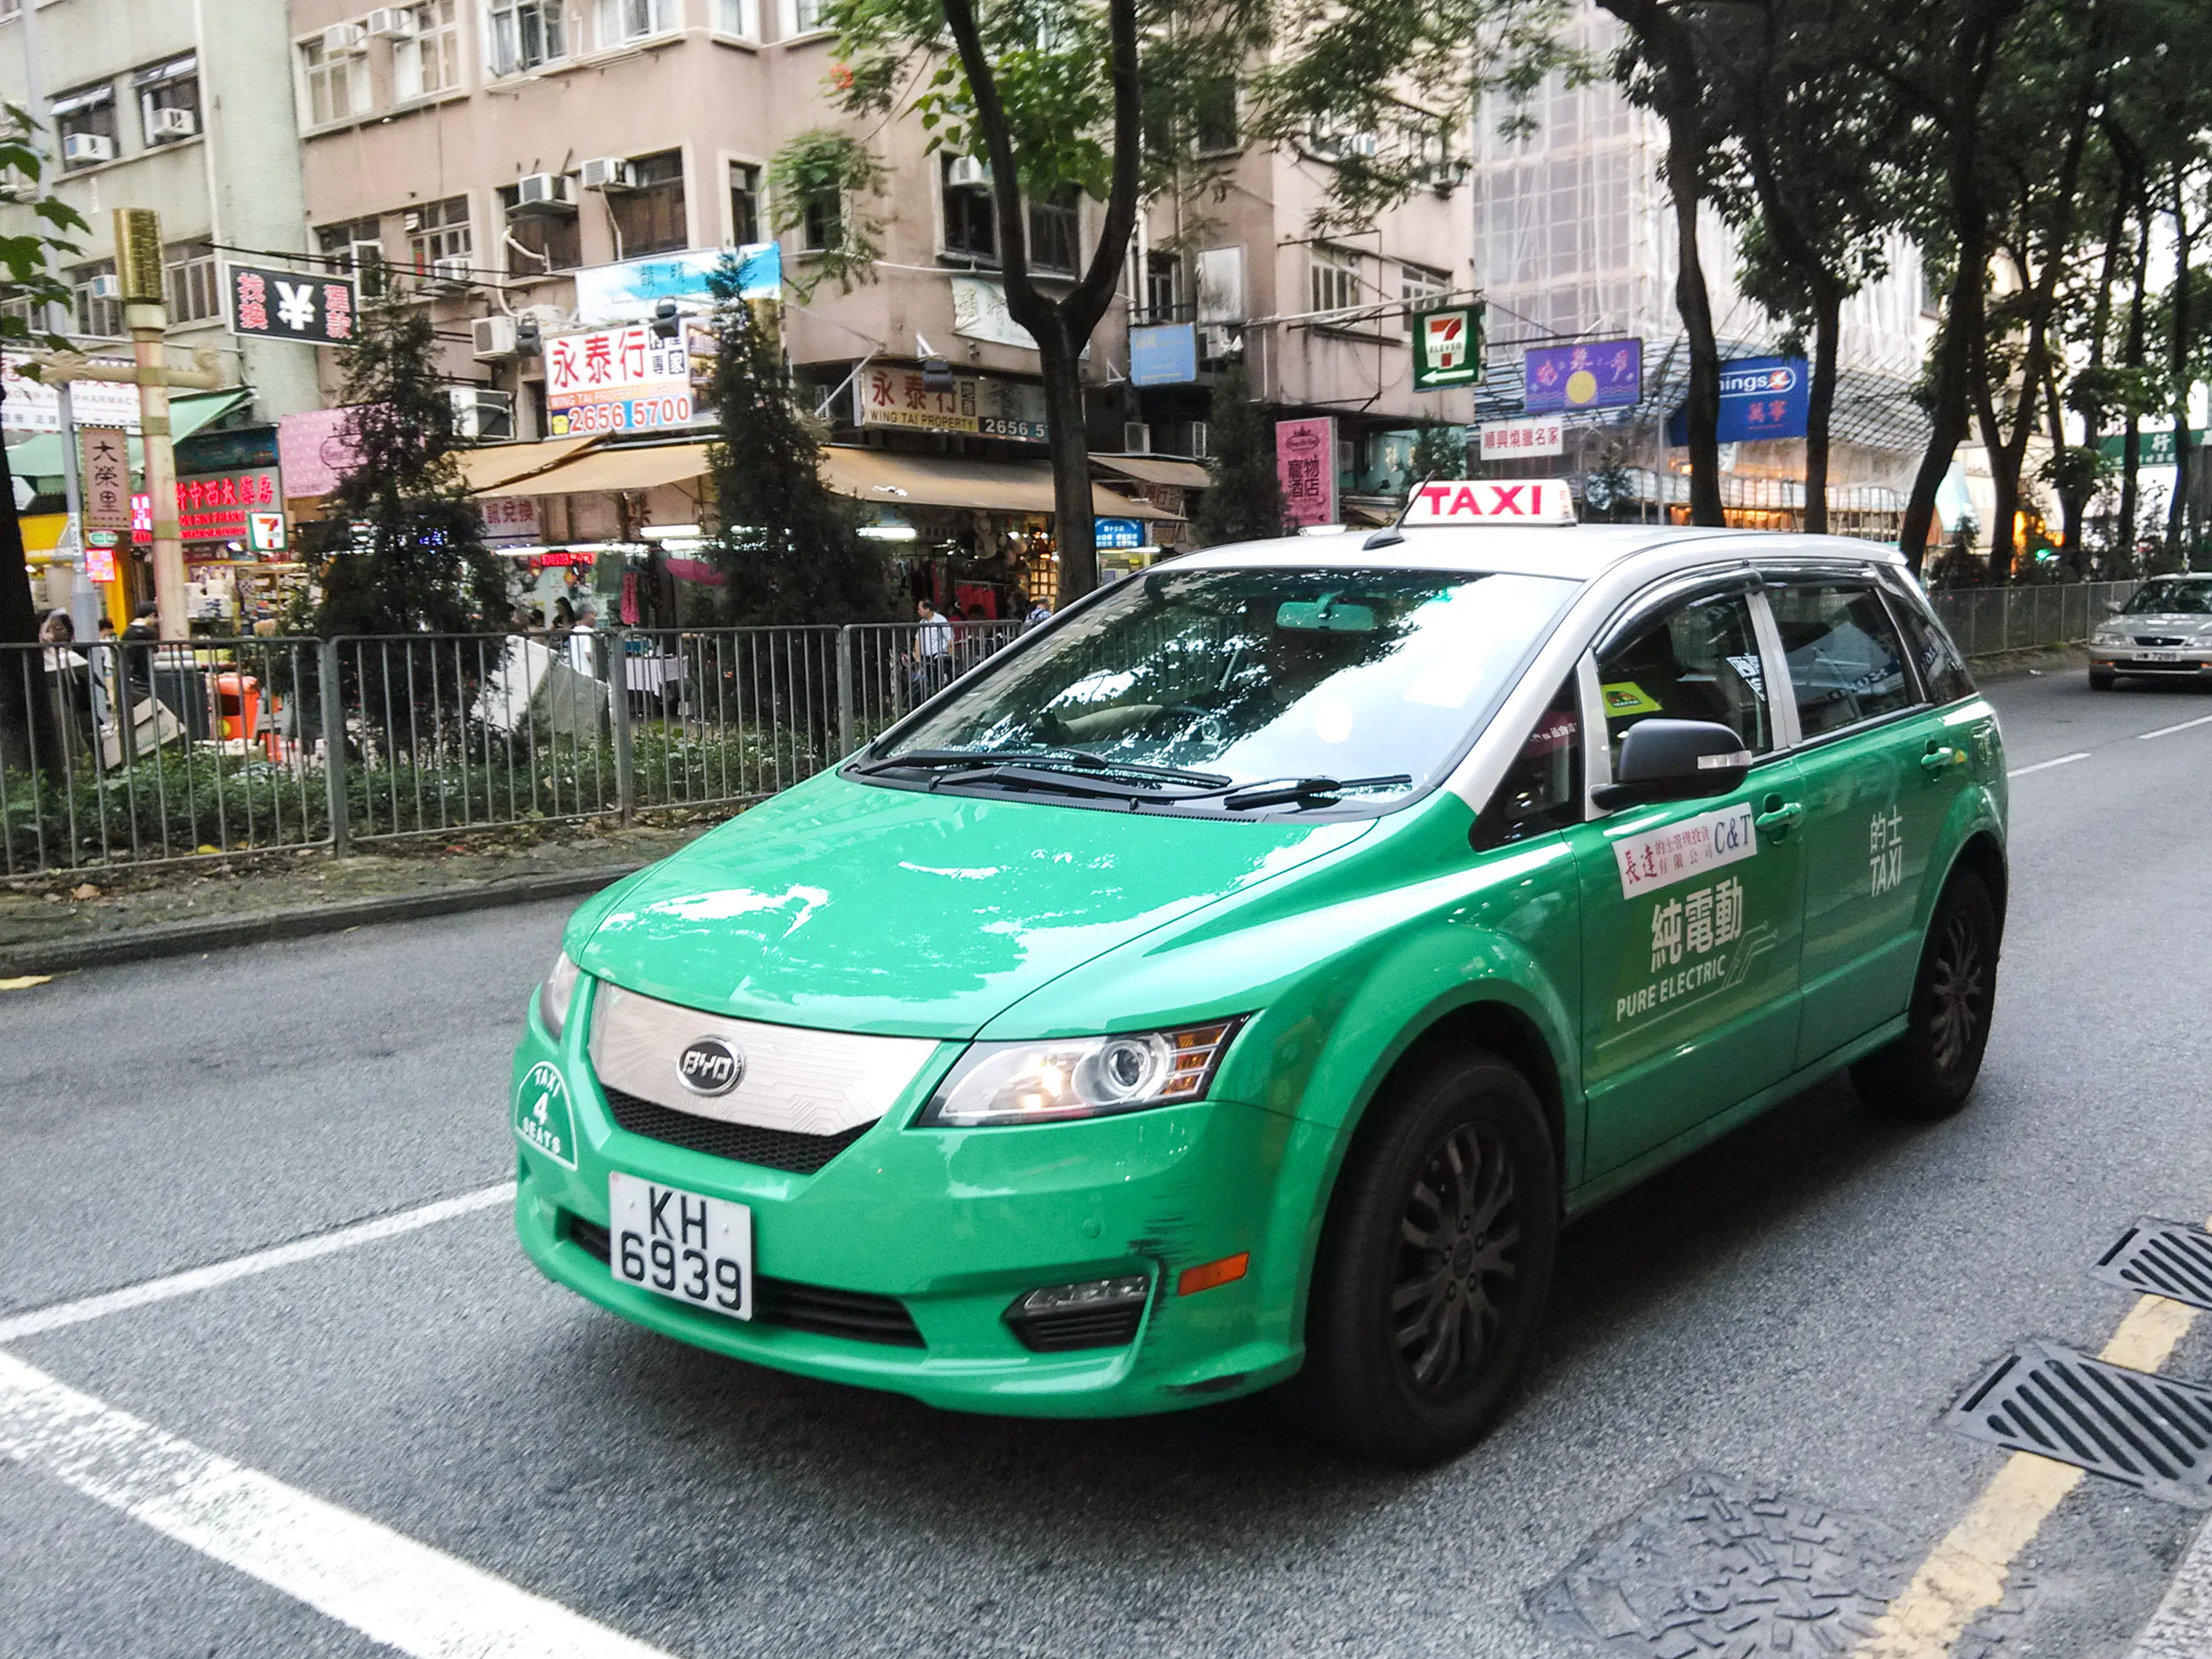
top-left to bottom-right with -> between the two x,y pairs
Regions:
113,209 -> 188,639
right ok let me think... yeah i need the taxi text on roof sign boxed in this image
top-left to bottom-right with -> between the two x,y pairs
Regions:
1403,479 -> 1577,526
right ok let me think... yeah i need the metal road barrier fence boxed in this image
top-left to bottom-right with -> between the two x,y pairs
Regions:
0,585 -> 2148,878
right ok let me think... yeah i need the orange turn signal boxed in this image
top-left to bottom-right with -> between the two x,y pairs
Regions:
1176,1252 -> 1250,1297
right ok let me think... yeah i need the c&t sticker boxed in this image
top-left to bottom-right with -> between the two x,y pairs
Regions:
1613,802 -> 1758,898
514,1061 -> 578,1169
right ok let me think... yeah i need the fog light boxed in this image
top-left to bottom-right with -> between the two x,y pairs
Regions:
1004,1274 -> 1152,1353
1016,1275 -> 1149,1315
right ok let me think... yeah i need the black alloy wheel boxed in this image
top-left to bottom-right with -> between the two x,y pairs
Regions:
1852,867 -> 2001,1119
1287,1049 -> 1558,1466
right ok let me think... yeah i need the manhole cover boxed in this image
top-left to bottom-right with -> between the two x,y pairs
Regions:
2093,1219 -> 2212,1312
1943,1339 -> 2212,1508
1530,1472 -> 1908,1657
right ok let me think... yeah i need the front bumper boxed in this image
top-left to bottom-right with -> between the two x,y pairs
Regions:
2089,647 -> 2212,677
511,995 -> 1330,1417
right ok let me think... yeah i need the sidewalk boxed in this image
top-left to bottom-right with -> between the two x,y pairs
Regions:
0,824 -> 708,977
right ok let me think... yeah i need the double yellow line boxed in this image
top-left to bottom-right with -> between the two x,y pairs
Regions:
1859,1226 -> 2205,1656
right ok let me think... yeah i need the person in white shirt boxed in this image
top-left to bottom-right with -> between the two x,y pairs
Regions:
915,598 -> 953,692
567,605 -> 600,677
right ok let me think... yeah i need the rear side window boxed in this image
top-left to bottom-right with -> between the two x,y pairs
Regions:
1471,678 -> 1581,850
1885,586 -> 1975,704
1768,583 -> 1917,738
1596,589 -> 1773,768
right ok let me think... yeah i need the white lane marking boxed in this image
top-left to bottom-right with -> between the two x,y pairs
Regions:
2128,1514 -> 2212,1658
0,1183 -> 515,1345
2006,751 -> 2090,778
0,1350 -> 675,1659
2137,712 -> 2212,741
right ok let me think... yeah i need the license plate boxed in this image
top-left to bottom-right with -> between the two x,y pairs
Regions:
607,1172 -> 753,1320
2138,650 -> 2181,663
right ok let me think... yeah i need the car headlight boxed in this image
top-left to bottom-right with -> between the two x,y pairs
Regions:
918,1018 -> 1245,1127
537,951 -> 582,1040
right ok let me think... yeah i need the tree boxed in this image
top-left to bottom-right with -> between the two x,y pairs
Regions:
1409,417 -> 1468,490
702,261 -> 894,624
306,299 -> 503,636
794,0 -> 1569,602
0,103 -> 88,778
1190,362 -> 1285,546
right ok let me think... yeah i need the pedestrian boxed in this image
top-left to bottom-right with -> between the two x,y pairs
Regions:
1024,594 -> 1052,629
915,597 -> 953,693
120,600 -> 160,705
568,603 -> 600,675
551,596 -> 576,630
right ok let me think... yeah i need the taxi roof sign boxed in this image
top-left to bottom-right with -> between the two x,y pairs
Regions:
1403,479 -> 1576,526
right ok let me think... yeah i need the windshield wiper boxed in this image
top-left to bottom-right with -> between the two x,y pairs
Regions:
1217,773 -> 1415,811
853,748 -> 1230,787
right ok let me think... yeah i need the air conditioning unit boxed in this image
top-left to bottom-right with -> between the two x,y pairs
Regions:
1122,422 -> 1150,454
510,171 -> 576,213
1187,421 -> 1209,459
321,22 -> 366,54
448,388 -> 515,441
1199,324 -> 1242,362
472,315 -> 517,359
944,155 -> 991,189
87,273 -> 121,300
364,7 -> 420,38
428,255 -> 473,287
579,156 -> 634,192
62,132 -> 114,165
150,106 -> 198,140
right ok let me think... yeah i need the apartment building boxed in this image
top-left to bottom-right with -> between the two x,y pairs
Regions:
282,0 -> 1477,606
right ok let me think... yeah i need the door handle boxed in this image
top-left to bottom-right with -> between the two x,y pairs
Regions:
1753,801 -> 1803,833
1920,746 -> 1962,776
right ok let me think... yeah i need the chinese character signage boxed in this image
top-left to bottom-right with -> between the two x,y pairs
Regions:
175,467 -> 284,553
544,324 -> 697,436
1129,324 -> 1199,387
226,262 -> 358,347
2097,427 -> 2205,464
480,495 -> 542,546
1478,415 -> 1564,460
1095,517 -> 1144,549
1412,306 -> 1481,391
79,427 -> 132,530
1665,356 -> 1811,445
852,367 -> 1050,442
1525,339 -> 1642,412
1275,416 -> 1337,527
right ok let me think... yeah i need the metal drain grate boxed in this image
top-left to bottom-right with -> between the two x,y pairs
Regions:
2093,1219 -> 2212,1311
1943,1340 -> 2212,1508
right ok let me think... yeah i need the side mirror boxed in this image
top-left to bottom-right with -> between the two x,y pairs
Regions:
1591,719 -> 1753,810
2105,601 -> 2125,615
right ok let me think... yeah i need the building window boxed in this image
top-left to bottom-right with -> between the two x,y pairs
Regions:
1309,244 -> 1362,317
135,56 -> 200,146
597,0 -> 673,46
800,186 -> 842,253
319,218 -> 390,296
716,0 -> 759,35
782,0 -> 824,36
1399,261 -> 1447,332
499,184 -> 582,273
940,155 -> 994,261
164,240 -> 219,323
53,84 -> 117,169
396,1 -> 464,99
408,195 -> 472,274
609,151 -> 687,255
70,260 -> 121,338
488,0 -> 565,75
1029,187 -> 1079,275
300,39 -> 368,126
1192,81 -> 1239,154
1144,251 -> 1182,321
730,162 -> 761,245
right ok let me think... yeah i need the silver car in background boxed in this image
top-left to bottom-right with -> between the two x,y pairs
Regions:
2088,574 -> 2212,689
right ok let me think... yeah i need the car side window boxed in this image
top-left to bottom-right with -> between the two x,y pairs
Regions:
1885,587 -> 1975,704
1471,678 -> 1581,851
1767,583 -> 1918,738
1596,589 -> 1772,770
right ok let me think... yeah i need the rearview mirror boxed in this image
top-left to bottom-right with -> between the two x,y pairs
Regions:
1276,598 -> 1378,633
1591,719 -> 1753,810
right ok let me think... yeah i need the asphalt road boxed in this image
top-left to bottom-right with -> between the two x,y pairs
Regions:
4,665 -> 2211,1659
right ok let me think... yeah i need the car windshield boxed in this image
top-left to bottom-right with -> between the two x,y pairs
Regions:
2122,579 -> 2212,616
868,566 -> 1579,804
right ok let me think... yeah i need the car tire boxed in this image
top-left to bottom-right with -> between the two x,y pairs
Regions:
1850,868 -> 2000,1120
1288,1049 -> 1558,1466
2089,668 -> 2116,690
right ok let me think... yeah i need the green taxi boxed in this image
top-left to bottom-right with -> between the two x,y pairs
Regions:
513,481 -> 2006,1464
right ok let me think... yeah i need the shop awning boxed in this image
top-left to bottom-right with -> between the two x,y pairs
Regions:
4,388 -> 255,480
819,446 -> 1180,520
1090,452 -> 1211,490
455,434 -> 605,495
487,441 -> 716,498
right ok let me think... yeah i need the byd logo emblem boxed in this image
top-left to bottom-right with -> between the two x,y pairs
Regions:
676,1036 -> 744,1097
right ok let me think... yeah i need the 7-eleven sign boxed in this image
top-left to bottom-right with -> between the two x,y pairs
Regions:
1412,304 -> 1482,391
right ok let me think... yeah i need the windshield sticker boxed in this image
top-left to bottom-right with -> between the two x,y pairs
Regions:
1615,881 -> 1778,1024
514,1061 -> 578,1169
1614,802 -> 1757,898
1869,806 -> 1904,896
1602,681 -> 1663,716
